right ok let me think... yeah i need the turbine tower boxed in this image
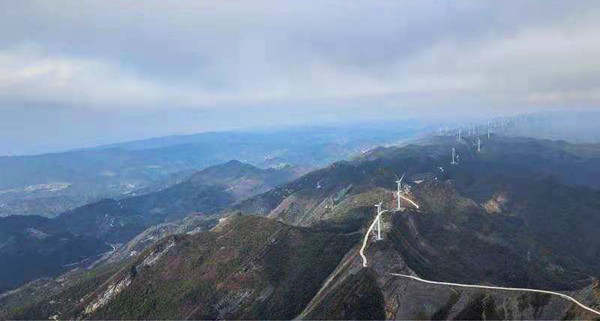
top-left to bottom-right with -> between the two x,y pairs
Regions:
374,201 -> 384,240
458,128 -> 462,141
373,201 -> 389,241
395,173 -> 405,211
451,148 -> 458,165
487,121 -> 491,139
477,137 -> 481,152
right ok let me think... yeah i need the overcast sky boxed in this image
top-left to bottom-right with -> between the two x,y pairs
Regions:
2,1 -> 600,155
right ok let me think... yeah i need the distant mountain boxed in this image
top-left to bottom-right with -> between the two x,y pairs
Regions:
0,161 -> 300,293
505,111 -> 600,144
56,160 -> 302,243
0,124 -> 420,217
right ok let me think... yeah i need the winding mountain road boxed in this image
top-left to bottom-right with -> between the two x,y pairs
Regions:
359,193 -> 600,316
360,193 -> 418,268
359,213 -> 380,267
389,273 -> 600,316
398,194 -> 419,209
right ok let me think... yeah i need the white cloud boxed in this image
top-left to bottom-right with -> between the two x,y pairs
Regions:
1,1 -> 600,113
3,1 -> 600,155
0,45 -> 290,110
0,43 -> 486,110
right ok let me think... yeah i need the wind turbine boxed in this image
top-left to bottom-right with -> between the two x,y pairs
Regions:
458,128 -> 462,141
395,173 -> 405,211
477,137 -> 481,152
451,148 -> 458,165
374,201 -> 387,240
487,121 -> 491,139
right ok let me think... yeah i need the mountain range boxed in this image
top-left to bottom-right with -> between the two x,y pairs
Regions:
2,134 -> 600,319
0,160 -> 301,294
0,124 -> 420,217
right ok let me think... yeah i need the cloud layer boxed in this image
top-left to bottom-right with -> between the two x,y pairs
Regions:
2,1 -> 600,154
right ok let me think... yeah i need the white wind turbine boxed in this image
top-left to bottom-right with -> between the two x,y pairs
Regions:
374,201 -> 388,241
395,173 -> 405,211
451,148 -> 459,165
477,137 -> 481,152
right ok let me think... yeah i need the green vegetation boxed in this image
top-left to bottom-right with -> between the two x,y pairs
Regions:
4,216 -> 359,320
3,261 -> 127,320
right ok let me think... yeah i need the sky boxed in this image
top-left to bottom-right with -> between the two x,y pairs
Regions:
2,1 -> 600,155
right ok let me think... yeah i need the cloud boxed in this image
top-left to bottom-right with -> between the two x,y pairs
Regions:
1,1 -> 600,114
0,44 -> 292,110
0,42 -> 486,111
2,0 -> 600,155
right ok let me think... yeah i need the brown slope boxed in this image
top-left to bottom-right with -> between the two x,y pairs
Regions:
4,215 -> 359,320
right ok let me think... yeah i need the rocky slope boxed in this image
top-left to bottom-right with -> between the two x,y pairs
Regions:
2,216 -> 359,320
95,214 -> 218,265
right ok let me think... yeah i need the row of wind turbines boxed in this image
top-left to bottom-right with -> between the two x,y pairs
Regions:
443,113 -> 540,165
372,173 -> 406,241
450,119 -> 492,166
371,117 -> 503,240
438,114 -> 528,140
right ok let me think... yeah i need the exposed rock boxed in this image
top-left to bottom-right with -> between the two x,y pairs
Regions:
84,275 -> 132,315
483,193 -> 509,214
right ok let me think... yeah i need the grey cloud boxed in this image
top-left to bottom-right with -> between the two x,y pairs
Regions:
1,0 -> 600,154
